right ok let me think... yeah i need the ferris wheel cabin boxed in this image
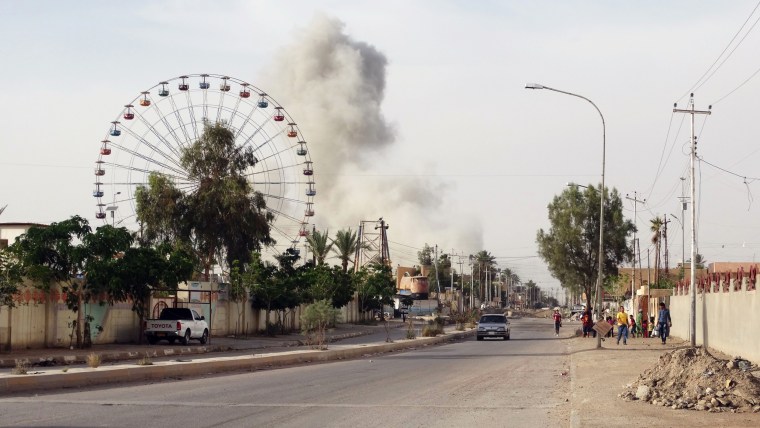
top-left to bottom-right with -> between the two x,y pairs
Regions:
303,161 -> 313,176
139,92 -> 151,107
274,107 -> 285,122
199,74 -> 210,89
297,141 -> 307,156
110,121 -> 121,137
220,77 -> 230,92
178,76 -> 189,91
100,140 -> 111,155
240,83 -> 251,98
257,93 -> 268,108
158,82 -> 169,97
123,105 -> 135,120
287,123 -> 297,138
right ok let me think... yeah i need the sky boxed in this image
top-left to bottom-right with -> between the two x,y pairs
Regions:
3,1 -> 760,299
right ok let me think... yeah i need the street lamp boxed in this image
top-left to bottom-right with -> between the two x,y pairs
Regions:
526,83 -> 606,349
106,191 -> 121,227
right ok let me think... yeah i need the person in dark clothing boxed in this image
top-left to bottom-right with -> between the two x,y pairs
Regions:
657,302 -> 672,344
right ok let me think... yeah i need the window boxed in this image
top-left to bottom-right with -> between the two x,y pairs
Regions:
0,239 -> 7,250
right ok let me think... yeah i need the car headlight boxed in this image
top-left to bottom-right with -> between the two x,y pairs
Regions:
497,327 -> 505,331
478,327 -> 486,331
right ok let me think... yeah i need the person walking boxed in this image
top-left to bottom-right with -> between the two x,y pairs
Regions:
629,314 -> 637,338
553,309 -> 562,336
616,306 -> 629,345
636,309 -> 644,338
657,302 -> 672,344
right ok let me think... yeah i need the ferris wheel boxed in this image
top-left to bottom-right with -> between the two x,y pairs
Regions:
93,73 -> 316,254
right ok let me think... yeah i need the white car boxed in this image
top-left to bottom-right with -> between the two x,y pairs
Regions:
476,314 -> 511,340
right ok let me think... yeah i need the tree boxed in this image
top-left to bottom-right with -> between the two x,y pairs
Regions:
536,184 -> 634,313
0,248 -> 22,307
135,121 -> 275,279
331,228 -> 361,272
303,263 -> 355,309
417,244 -> 434,266
306,229 -> 333,265
12,217 -> 135,348
355,263 -> 396,321
472,250 -> 496,301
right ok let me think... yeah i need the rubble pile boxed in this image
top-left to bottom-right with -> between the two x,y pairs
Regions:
620,347 -> 760,413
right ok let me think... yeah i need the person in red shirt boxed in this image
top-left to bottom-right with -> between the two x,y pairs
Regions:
553,309 -> 562,337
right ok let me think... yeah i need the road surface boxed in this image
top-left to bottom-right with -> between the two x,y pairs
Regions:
0,318 -> 570,427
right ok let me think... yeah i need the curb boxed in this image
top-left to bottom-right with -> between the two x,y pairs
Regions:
0,329 -> 475,395
0,329 -> 375,369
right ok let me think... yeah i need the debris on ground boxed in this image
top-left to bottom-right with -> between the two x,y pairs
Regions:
619,347 -> 760,413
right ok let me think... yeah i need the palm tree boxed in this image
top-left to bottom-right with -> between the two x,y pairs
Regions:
306,229 -> 333,265
473,250 -> 496,302
331,228 -> 360,272
650,216 -> 663,285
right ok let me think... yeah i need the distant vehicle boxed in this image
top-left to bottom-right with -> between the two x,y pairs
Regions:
570,305 -> 585,315
476,314 -> 511,341
144,307 -> 209,345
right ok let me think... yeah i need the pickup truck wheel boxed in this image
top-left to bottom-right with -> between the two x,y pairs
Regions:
181,329 -> 191,346
199,329 -> 208,345
147,336 -> 158,345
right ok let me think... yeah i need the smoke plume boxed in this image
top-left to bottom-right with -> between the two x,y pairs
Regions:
262,15 -> 483,262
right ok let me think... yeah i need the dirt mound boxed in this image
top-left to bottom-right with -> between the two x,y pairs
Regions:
620,347 -> 760,413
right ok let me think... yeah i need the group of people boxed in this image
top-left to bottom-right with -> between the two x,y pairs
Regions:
554,303 -> 672,345
613,302 -> 672,345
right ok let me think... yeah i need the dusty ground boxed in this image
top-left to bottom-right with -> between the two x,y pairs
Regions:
621,347 -> 760,412
561,324 -> 760,427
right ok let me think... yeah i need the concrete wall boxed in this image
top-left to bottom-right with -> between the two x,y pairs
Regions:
1,284 -> 366,351
670,271 -> 760,364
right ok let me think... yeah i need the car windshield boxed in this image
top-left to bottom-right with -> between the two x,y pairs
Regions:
480,315 -> 506,324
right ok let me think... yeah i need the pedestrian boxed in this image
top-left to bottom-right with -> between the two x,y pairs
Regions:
553,308 -> 562,336
636,309 -> 644,338
641,314 -> 649,338
629,314 -> 637,338
657,302 -> 672,344
606,316 -> 614,337
616,306 -> 629,345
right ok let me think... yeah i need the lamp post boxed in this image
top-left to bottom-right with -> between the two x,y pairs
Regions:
106,191 -> 121,227
526,83 -> 606,349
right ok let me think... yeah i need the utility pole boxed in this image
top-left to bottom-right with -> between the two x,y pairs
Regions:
678,176 -> 688,279
434,244 -> 441,296
674,95 -> 711,348
625,192 -> 646,311
663,215 -> 670,275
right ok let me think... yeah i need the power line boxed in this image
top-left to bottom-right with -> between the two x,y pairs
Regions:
677,0 -> 760,102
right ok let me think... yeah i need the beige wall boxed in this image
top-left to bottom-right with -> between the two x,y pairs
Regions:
1,284 -> 366,350
670,275 -> 760,364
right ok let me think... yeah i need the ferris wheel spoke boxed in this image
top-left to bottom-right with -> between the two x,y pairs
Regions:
214,89 -> 226,125
247,163 -> 306,176
202,89 -> 209,122
120,126 -> 185,173
263,194 -> 310,205
168,95 -> 193,147
234,104 -> 265,141
107,142 -> 187,177
268,222 -> 296,242
184,90 -> 200,140
148,98 -> 189,157
134,111 -> 184,161
266,207 -> 303,224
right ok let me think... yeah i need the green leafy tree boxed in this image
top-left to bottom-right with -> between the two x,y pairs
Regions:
471,250 -> 496,301
0,248 -> 22,307
135,121 -> 274,279
303,263 -> 355,308
417,244 -> 434,266
306,229 -> 333,265
355,263 -> 396,321
536,184 -> 634,313
12,217 -> 134,348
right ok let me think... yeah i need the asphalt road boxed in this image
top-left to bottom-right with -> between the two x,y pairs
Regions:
0,318 -> 569,428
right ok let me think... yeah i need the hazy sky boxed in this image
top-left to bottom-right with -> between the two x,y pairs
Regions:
3,1 -> 760,296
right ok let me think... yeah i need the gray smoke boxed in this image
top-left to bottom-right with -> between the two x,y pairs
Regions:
262,14 -> 483,257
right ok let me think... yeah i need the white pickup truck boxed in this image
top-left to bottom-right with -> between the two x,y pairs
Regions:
144,307 -> 209,345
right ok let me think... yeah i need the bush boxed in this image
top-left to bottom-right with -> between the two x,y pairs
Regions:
12,360 -> 29,375
86,353 -> 101,368
422,318 -> 445,337
301,300 -> 341,350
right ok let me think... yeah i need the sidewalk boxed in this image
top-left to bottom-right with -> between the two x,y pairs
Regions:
0,322 -> 473,395
564,333 -> 760,427
0,322 -> 387,369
